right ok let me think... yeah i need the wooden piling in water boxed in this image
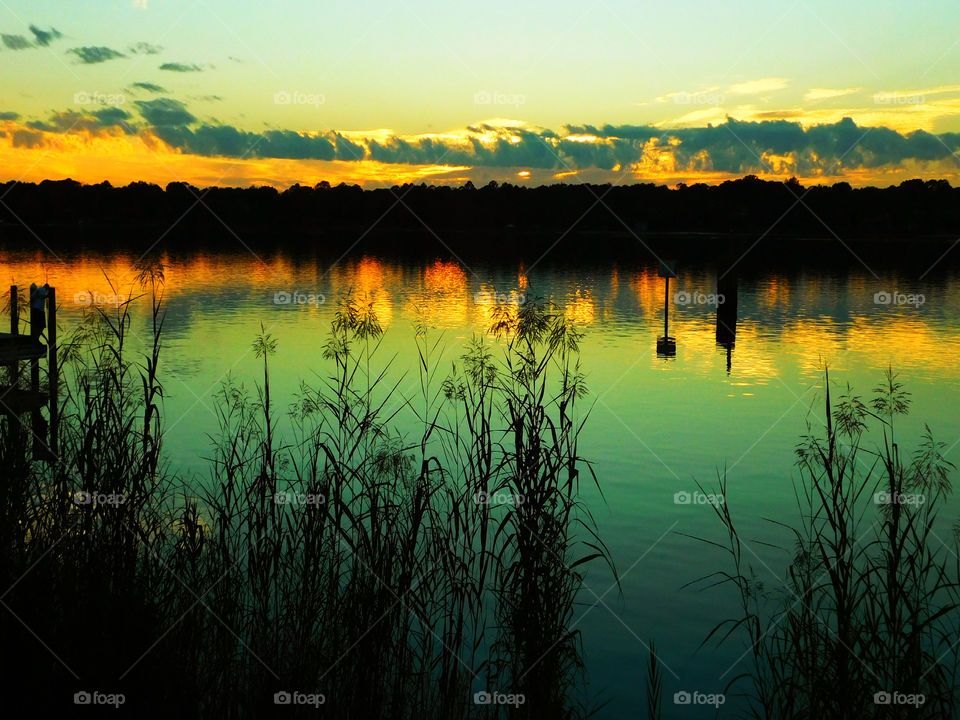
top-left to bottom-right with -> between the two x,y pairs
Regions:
6,285 -> 17,386
9,285 -> 17,334
0,284 -> 57,460
47,287 -> 58,458
29,285 -> 43,454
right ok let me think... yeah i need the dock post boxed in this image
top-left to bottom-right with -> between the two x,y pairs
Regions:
716,269 -> 739,373
29,284 -> 46,455
47,287 -> 58,458
6,285 -> 17,387
656,260 -> 678,357
663,276 -> 669,339
9,285 -> 17,334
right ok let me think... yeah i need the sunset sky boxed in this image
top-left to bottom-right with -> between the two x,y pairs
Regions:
1,0 -> 959,188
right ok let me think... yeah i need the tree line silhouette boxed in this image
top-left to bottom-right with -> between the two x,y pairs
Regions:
1,176 -> 957,262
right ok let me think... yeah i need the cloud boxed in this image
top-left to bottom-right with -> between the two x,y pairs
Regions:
0,111 -> 20,121
129,42 -> 162,55
729,78 -> 789,95
93,107 -> 135,130
29,25 -> 62,47
751,110 -> 804,120
876,84 -> 960,99
157,125 -> 365,162
0,25 -> 63,50
135,98 -> 197,126
12,129 -> 44,148
27,108 -> 135,135
159,62 -> 203,72
13,95 -> 960,181
132,82 -> 167,93
68,46 -> 126,64
805,87 -> 860,101
2,34 -> 32,50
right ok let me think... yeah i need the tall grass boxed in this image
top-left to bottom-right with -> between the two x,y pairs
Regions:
692,368 -> 960,719
0,277 -> 612,718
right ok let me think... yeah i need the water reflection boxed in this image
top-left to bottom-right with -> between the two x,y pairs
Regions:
0,250 -> 958,377
2,248 -> 958,720
716,272 -> 738,373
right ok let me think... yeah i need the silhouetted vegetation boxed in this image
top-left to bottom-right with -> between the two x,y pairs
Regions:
1,177 -> 958,262
691,369 -> 960,719
0,272 -> 613,717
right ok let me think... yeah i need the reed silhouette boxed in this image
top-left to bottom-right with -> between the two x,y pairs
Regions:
0,270 -> 613,718
686,368 -> 960,719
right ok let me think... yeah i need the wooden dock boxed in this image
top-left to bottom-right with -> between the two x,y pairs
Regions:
0,333 -> 46,363
1,284 -> 58,459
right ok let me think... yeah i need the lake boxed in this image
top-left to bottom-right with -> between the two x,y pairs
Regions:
3,247 -> 959,717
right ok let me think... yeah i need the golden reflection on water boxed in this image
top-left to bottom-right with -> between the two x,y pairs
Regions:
326,256 -> 399,326
405,260 -> 470,328
0,251 -> 957,378
565,289 -> 595,325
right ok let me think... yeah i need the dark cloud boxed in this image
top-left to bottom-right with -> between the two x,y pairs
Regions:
68,46 -> 126,64
0,111 -> 20,121
159,62 -> 203,72
12,129 -> 44,148
154,125 -> 365,161
132,99 -> 364,160
2,34 -> 32,50
10,95 -> 960,177
133,82 -> 167,93
543,118 -> 960,175
26,108 -> 134,135
132,110 -> 960,174
562,124 -> 660,141
135,98 -> 197,126
93,107 -> 134,131
130,42 -> 162,55
29,25 -> 62,47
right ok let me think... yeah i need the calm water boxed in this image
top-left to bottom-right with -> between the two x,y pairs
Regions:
3,249 -> 959,717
